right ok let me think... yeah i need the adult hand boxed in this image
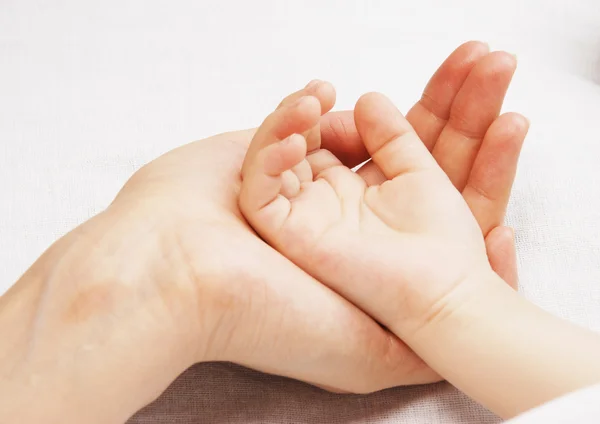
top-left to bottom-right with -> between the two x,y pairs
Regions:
332,43 -> 526,284
113,42 -> 525,393
0,41 -> 526,424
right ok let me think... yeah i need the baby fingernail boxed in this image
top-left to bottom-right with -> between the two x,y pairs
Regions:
292,96 -> 306,106
305,79 -> 321,90
283,133 -> 299,144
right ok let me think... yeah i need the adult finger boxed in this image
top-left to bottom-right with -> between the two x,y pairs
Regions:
406,40 -> 489,150
320,41 -> 490,170
335,41 -> 490,182
486,226 -> 519,290
432,51 -> 517,189
463,112 -> 529,235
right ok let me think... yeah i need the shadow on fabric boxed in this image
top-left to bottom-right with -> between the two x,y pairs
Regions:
127,362 -> 499,424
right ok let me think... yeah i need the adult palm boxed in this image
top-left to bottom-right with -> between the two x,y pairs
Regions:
116,41 -> 526,393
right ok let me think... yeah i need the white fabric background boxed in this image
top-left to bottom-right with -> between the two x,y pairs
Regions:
2,0 -> 600,422
506,382 -> 600,423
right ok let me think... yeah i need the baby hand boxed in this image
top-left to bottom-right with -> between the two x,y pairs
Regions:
240,89 -> 493,339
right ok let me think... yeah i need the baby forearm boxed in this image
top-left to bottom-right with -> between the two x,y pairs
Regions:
406,272 -> 600,419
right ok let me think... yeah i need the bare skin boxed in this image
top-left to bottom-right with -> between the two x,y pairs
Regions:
240,90 -> 600,419
240,85 -> 523,338
0,42 -> 527,423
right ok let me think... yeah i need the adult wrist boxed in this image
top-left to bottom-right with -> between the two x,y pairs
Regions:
0,206 -> 206,422
104,196 -> 249,364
